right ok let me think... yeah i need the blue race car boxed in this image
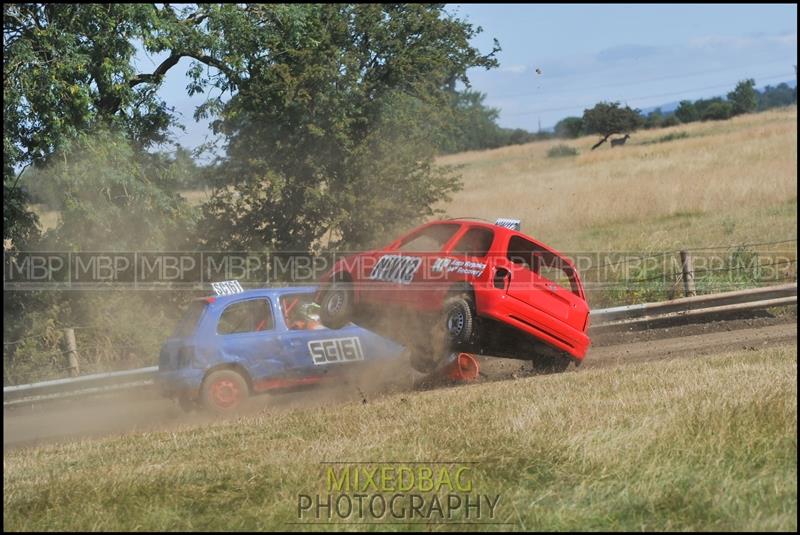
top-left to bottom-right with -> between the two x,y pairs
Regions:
157,284 -> 408,413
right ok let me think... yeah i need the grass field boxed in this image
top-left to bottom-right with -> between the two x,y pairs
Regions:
31,107 -> 797,254
4,345 -> 796,531
438,107 -> 797,253
10,108 -> 797,380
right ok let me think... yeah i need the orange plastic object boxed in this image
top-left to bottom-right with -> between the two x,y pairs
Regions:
442,353 -> 480,382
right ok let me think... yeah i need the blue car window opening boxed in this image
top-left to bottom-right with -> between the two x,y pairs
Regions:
217,298 -> 274,335
280,293 -> 320,330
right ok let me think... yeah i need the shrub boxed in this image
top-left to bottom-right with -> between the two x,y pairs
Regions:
641,132 -> 690,145
702,101 -> 734,121
547,144 -> 579,158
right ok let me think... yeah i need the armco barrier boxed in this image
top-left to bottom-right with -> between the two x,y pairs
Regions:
4,283 -> 796,406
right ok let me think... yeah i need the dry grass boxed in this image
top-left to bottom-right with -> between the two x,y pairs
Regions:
30,109 -> 797,250
4,345 -> 796,531
438,107 -> 797,252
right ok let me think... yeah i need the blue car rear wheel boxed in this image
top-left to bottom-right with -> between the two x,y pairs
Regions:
201,370 -> 250,413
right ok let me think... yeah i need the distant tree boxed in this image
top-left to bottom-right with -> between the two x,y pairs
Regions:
554,116 -> 584,138
674,100 -> 699,123
582,102 -> 644,150
701,101 -> 734,121
727,79 -> 758,116
758,83 -> 797,110
661,114 -> 681,127
505,128 -> 540,145
644,108 -> 663,129
439,90 -> 504,153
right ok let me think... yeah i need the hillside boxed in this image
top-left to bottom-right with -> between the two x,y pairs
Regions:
437,107 -> 797,253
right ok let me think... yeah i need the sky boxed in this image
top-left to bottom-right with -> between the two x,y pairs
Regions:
141,3 -> 797,151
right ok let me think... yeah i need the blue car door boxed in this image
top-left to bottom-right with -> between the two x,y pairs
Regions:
275,292 -> 406,378
216,297 -> 287,382
280,324 -> 368,377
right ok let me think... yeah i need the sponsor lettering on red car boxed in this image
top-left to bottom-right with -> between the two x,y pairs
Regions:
315,218 -> 591,372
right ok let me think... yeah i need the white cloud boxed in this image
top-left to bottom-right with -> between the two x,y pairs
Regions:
499,64 -> 528,74
689,32 -> 797,50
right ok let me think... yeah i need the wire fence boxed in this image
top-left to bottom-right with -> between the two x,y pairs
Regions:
579,238 -> 797,274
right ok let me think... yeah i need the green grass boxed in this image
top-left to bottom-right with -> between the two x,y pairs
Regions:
4,345 -> 796,531
640,131 -> 690,145
547,144 -> 579,158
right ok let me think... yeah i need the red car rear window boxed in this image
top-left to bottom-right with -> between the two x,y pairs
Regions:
451,227 -> 495,258
508,236 -> 581,296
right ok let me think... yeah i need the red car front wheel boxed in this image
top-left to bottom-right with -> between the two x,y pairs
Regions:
443,295 -> 475,346
319,280 -> 354,329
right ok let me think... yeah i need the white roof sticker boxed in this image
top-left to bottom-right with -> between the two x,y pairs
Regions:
211,280 -> 244,296
495,218 -> 521,231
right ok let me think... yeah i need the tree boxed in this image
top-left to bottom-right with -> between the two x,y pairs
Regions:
661,114 -> 681,128
758,83 -> 797,110
195,4 -> 499,250
582,102 -> 644,150
674,100 -> 699,124
701,101 -> 733,121
22,129 -> 195,250
3,3 -> 230,247
644,108 -> 663,129
693,97 -> 725,120
438,90 -> 504,153
727,79 -> 758,116
554,117 -> 584,139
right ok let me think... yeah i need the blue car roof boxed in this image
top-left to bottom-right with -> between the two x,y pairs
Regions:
203,285 -> 318,307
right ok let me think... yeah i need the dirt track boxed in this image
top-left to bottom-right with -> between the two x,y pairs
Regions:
4,315 -> 796,450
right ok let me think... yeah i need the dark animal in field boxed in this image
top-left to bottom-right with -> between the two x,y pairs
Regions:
610,134 -> 631,147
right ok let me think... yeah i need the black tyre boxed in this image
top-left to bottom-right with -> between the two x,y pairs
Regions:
201,370 -> 250,414
442,295 -> 475,347
319,279 -> 354,329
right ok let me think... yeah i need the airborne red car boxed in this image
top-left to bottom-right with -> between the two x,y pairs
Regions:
315,218 -> 591,373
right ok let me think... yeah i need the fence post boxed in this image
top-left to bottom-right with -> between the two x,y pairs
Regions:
680,250 -> 696,297
63,328 -> 80,377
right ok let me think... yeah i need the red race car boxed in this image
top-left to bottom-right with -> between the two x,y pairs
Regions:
315,218 -> 591,373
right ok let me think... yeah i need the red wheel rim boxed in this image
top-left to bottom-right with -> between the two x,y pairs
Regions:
210,379 -> 241,409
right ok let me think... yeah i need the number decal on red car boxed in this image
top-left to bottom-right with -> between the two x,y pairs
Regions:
369,255 -> 422,285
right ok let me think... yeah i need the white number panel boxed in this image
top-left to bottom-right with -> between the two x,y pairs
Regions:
308,337 -> 365,365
